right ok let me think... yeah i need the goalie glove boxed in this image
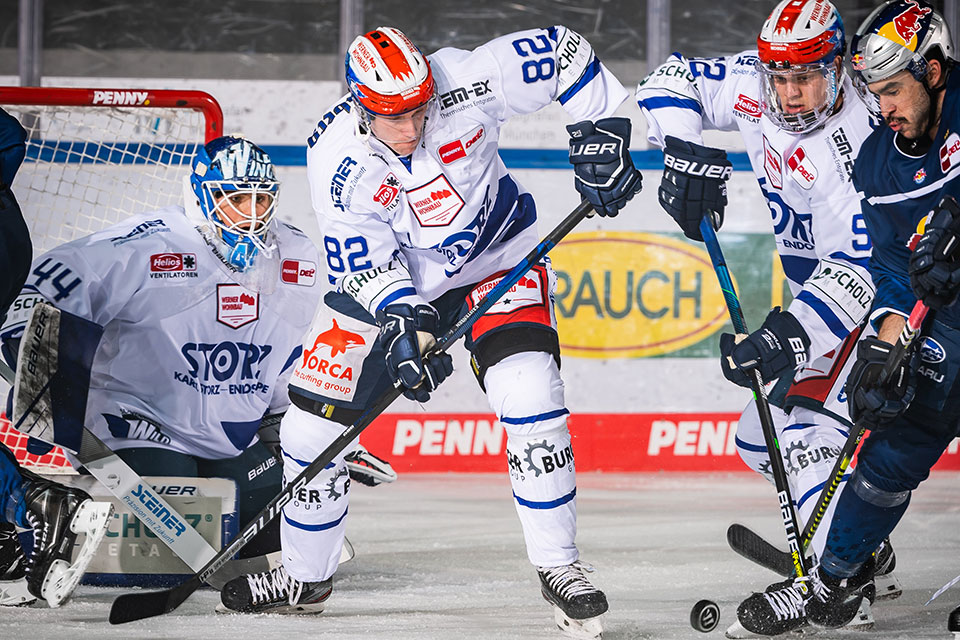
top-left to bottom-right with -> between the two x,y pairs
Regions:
376,303 -> 453,403
567,117 -> 642,217
909,195 -> 960,310
659,136 -> 731,241
719,307 -> 810,388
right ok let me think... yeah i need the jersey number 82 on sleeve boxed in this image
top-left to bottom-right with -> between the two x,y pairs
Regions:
324,235 -> 372,276
512,35 -> 555,84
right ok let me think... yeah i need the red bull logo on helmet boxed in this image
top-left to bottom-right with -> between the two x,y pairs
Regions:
879,0 -> 932,50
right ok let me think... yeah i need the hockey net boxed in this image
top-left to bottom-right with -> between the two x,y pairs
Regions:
0,86 -> 224,471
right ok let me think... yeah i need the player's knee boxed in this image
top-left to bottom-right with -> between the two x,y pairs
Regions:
471,327 -> 560,393
483,350 -> 565,436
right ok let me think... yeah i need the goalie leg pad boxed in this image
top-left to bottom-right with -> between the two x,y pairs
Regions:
485,350 -> 578,567
278,404 -> 353,583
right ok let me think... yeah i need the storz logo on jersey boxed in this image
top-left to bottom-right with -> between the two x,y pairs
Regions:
920,337 -> 946,364
149,253 -> 198,279
734,94 -> 761,120
940,132 -> 960,172
281,259 -> 317,286
407,175 -> 465,226
787,147 -> 818,190
111,219 -> 169,245
217,283 -> 259,329
437,126 -> 485,165
176,341 -> 272,396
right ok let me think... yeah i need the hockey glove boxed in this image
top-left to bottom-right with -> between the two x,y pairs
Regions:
846,336 -> 920,430
344,444 -> 398,487
660,136 -> 732,241
910,196 -> 960,310
567,117 -> 643,217
376,303 -> 453,403
719,307 -> 810,388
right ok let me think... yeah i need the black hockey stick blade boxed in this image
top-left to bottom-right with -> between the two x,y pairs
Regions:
727,523 -> 807,578
109,575 -> 201,624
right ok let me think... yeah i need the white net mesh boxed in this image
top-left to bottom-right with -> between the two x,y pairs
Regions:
1,90 -> 219,470
6,103 -> 209,256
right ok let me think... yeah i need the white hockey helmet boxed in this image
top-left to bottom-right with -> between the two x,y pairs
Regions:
850,0 -> 953,85
345,27 -> 435,123
756,0 -> 847,133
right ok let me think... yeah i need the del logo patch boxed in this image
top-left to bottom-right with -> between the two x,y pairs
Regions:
407,175 -> 465,227
763,135 -> 783,190
281,259 -> 317,286
940,132 -> 960,172
217,283 -> 259,329
787,146 -> 818,189
437,125 -> 485,164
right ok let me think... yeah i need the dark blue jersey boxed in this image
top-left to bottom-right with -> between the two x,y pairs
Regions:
852,69 -> 960,329
0,108 -> 29,319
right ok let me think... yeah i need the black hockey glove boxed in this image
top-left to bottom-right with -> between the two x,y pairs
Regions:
846,336 -> 920,430
660,135 -> 732,241
376,303 -> 453,403
719,307 -> 810,388
567,117 -> 643,217
909,195 -> 960,310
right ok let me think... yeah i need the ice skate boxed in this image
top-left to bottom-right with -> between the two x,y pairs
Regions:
218,563 -> 332,614
737,575 -> 811,636
726,595 -> 872,638
538,561 -> 607,639
0,523 -> 35,606
872,537 -> 902,600
20,470 -> 113,607
344,444 -> 397,486
804,560 -> 875,629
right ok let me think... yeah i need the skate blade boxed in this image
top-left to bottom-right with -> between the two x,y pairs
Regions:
553,608 -> 603,640
725,619 -> 817,638
874,571 -> 903,601
846,598 -> 874,631
41,500 -> 114,608
0,578 -> 37,607
339,537 -> 355,565
214,601 -> 327,615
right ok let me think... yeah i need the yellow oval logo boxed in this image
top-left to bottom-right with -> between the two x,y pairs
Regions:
550,231 -> 733,358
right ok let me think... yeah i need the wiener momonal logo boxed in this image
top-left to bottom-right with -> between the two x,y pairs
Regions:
149,253 -> 198,279
281,259 -> 317,286
217,283 -> 259,329
549,232 -> 731,358
407,175 -> 465,226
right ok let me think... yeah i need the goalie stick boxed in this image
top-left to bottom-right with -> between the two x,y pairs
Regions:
107,199 -> 596,625
699,214 -> 809,581
727,300 -> 931,576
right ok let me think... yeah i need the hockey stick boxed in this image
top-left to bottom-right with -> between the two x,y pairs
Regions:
699,214 -> 809,580
728,300 -> 931,576
108,199 -> 596,624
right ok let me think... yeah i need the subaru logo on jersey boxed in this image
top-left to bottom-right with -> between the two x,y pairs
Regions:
407,175 -> 465,227
150,253 -> 196,272
437,126 -> 485,165
939,132 -> 960,172
787,147 -> 818,190
217,283 -> 259,329
920,337 -> 946,364
763,135 -> 783,190
373,173 -> 402,211
734,94 -> 761,119
281,259 -> 317,286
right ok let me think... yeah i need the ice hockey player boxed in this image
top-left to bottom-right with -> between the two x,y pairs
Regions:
636,0 -> 901,635
219,25 -> 642,639
737,0 -> 960,635
0,107 -> 112,608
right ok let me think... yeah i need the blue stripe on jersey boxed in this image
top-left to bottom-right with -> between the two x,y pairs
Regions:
558,56 -> 602,106
735,436 -> 766,453
782,422 -> 816,433
499,408 -> 570,425
797,475 -> 850,510
636,96 -> 703,114
281,345 -> 302,373
780,255 -> 819,285
830,251 -> 871,269
513,488 -> 577,509
220,419 -> 263,450
795,290 -> 849,340
283,506 -> 349,532
281,448 -> 336,470
376,286 -> 419,312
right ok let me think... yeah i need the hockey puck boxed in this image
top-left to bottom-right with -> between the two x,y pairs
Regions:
690,599 -> 720,633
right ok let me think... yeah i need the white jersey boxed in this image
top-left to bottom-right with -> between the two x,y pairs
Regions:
637,50 -> 877,363
306,26 -> 628,316
1,208 -> 322,459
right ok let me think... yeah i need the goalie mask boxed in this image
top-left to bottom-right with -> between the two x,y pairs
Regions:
345,27 -> 436,149
190,136 -> 279,272
757,0 -> 846,134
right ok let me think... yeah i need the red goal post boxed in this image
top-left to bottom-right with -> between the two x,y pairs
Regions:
0,86 -> 224,471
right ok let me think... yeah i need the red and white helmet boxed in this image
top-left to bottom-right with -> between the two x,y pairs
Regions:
757,0 -> 847,133
345,27 -> 435,119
